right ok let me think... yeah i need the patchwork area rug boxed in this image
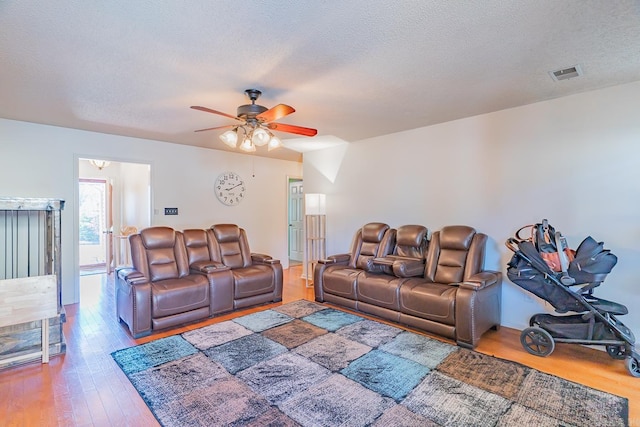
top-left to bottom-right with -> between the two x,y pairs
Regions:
112,300 -> 629,426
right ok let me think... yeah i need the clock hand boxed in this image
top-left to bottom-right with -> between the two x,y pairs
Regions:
226,183 -> 242,191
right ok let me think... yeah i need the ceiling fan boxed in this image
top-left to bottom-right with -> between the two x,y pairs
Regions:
191,89 -> 317,152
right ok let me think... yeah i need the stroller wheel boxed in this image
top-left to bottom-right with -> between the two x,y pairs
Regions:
606,345 -> 627,360
625,354 -> 640,378
520,327 -> 555,357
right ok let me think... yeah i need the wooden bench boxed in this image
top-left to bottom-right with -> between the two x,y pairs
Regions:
0,275 -> 58,366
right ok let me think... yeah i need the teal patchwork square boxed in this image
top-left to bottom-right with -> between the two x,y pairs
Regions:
302,308 -> 363,331
111,335 -> 198,375
341,349 -> 430,401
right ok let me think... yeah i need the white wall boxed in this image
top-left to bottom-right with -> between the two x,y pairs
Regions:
0,119 -> 302,304
303,81 -> 640,337
120,162 -> 151,230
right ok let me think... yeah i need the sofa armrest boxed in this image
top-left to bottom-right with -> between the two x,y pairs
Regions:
251,253 -> 281,265
318,253 -> 350,265
251,252 -> 271,262
117,267 -> 147,285
455,271 -> 502,348
458,271 -> 501,291
115,268 -> 152,338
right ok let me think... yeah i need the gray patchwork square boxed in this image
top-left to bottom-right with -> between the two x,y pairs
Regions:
237,352 -> 331,404
293,333 -> 371,371
372,404 -> 439,427
336,319 -> 402,348
182,320 -> 253,350
129,352 -> 229,408
273,299 -> 327,318
403,371 -> 511,427
516,370 -> 628,427
280,374 -> 395,427
205,333 -> 287,374
153,376 -> 272,426
380,331 -> 457,369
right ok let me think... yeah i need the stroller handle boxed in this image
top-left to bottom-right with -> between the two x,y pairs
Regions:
505,238 -> 520,253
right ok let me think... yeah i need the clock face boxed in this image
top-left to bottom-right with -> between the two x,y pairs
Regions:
215,172 -> 245,206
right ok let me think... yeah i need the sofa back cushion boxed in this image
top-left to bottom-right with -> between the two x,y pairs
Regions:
133,227 -> 190,282
210,224 -> 251,269
424,225 -> 486,284
350,222 -> 396,271
394,225 -> 429,259
183,229 -> 212,266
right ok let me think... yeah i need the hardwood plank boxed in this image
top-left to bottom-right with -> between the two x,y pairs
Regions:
0,266 -> 637,426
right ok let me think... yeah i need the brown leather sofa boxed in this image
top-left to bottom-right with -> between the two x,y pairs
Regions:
314,223 -> 501,348
116,225 -> 282,338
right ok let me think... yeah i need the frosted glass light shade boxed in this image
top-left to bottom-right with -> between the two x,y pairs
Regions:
252,128 -> 271,146
89,159 -> 111,170
305,193 -> 326,215
239,137 -> 256,152
220,130 -> 238,148
267,135 -> 282,151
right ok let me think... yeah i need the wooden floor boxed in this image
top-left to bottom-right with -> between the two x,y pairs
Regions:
1,265 -> 638,426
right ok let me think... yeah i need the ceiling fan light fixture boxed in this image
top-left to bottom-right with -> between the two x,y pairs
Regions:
251,127 -> 271,146
239,136 -> 256,152
267,135 -> 283,151
192,89 -> 317,153
89,159 -> 111,170
220,129 -> 238,148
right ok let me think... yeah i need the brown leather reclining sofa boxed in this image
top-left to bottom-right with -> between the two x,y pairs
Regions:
116,224 -> 282,338
314,222 -> 502,348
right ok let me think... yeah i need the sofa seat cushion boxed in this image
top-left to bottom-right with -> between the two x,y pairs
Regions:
399,279 -> 457,326
151,275 -> 210,318
232,265 -> 275,299
322,266 -> 361,299
357,272 -> 405,311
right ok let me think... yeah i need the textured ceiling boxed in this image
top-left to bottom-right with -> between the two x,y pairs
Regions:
1,1 -> 639,162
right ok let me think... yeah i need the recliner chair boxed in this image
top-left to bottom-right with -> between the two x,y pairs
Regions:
398,225 -> 502,348
356,224 -> 429,321
313,222 -> 396,309
116,226 -> 212,338
208,224 -> 283,309
371,224 -> 429,277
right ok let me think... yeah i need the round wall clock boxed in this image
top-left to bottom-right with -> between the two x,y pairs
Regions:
214,172 -> 245,206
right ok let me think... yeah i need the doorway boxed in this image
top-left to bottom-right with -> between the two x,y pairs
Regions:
77,158 -> 151,302
288,178 -> 304,265
78,179 -> 111,275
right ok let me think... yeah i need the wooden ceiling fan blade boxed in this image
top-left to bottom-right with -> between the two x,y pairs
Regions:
191,105 -> 241,121
267,122 -> 318,137
194,124 -> 237,132
256,104 -> 295,123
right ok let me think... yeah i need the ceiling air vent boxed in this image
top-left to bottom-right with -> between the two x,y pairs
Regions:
549,65 -> 583,82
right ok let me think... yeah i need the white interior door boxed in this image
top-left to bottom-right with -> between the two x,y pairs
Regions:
78,179 -> 108,272
288,180 -> 304,262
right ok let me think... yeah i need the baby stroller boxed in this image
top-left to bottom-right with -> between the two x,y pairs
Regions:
506,219 -> 639,377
